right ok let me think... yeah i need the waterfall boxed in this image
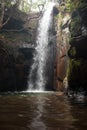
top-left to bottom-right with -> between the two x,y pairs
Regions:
27,3 -> 55,92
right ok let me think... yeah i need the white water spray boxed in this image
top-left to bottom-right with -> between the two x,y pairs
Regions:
27,3 -> 55,92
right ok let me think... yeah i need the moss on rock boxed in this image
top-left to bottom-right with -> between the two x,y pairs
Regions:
68,59 -> 87,92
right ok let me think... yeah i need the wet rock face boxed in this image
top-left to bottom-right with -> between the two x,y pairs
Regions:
0,44 -> 34,92
53,6 -> 59,15
0,46 -> 16,92
15,48 -> 34,91
55,44 -> 68,91
68,0 -> 87,93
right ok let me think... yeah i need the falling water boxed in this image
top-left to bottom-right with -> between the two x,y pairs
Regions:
27,3 -> 55,92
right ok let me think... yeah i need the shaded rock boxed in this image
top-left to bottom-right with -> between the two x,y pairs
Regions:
0,45 -> 16,92
68,0 -> 87,93
68,59 -> 87,92
68,37 -> 87,59
0,8 -> 38,92
53,6 -> 59,15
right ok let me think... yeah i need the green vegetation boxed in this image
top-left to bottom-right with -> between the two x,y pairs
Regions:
69,47 -> 76,57
68,59 -> 81,90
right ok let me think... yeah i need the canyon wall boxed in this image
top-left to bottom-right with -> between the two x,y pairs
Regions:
67,0 -> 87,94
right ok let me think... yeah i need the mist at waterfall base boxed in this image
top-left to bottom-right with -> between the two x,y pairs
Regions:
27,3 -> 56,92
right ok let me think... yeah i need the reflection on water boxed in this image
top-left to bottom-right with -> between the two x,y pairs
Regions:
29,95 -> 46,130
0,92 -> 87,130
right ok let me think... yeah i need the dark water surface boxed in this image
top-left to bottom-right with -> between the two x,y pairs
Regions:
0,92 -> 87,130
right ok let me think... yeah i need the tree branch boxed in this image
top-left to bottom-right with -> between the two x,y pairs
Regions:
1,13 -> 42,32
2,17 -> 11,26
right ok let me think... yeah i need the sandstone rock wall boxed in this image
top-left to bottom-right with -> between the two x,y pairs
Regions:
54,4 -> 70,91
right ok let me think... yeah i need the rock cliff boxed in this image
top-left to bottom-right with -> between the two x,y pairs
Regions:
68,0 -> 87,94
0,8 -> 39,92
